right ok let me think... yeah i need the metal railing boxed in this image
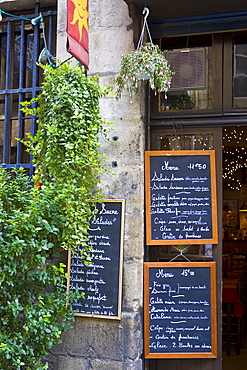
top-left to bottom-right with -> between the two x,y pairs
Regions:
0,8 -> 56,176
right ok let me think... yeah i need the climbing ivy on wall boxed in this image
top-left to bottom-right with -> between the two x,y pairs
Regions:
0,167 -> 81,369
21,62 -> 112,252
0,62 -> 112,369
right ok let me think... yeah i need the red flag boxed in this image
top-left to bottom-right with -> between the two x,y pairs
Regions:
67,0 -> 89,68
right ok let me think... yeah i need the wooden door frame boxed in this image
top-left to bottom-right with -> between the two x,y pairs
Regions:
146,126 -> 222,370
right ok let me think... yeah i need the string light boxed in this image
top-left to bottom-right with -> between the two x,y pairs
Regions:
0,9 -> 57,68
0,9 -> 33,22
223,127 -> 247,190
159,127 -> 247,191
159,134 -> 213,151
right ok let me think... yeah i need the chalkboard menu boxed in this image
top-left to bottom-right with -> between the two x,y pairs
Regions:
144,262 -> 217,358
145,150 -> 218,245
67,200 -> 124,319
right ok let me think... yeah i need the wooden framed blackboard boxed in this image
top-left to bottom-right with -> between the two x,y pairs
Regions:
67,200 -> 124,320
144,262 -> 217,358
145,150 -> 218,245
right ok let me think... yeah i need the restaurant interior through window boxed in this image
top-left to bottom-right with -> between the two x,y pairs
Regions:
222,125 -> 247,362
223,127 -> 247,247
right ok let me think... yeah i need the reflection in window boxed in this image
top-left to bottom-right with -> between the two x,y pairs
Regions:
160,47 -> 212,111
0,11 -> 56,175
158,133 -> 214,151
233,43 -> 247,108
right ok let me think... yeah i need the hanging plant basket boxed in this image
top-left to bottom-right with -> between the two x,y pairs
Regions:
116,8 -> 173,97
116,42 -> 173,97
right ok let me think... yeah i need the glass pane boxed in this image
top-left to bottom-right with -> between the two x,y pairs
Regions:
19,118 -> 31,164
160,46 -> 212,111
223,127 -> 247,191
0,116 -> 3,163
13,23 -> 43,89
158,133 -> 214,151
223,126 -> 247,243
0,11 -> 56,172
233,43 -> 247,108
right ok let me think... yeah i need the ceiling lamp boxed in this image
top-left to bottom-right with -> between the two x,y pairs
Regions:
239,200 -> 247,212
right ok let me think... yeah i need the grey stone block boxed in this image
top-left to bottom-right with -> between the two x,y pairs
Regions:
52,317 -> 123,361
46,352 -> 58,370
89,360 -> 123,370
122,312 -> 143,361
124,359 -> 143,370
57,356 -> 88,370
122,260 -> 143,312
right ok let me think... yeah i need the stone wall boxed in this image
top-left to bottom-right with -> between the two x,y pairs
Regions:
0,0 -> 145,367
51,0 -> 145,369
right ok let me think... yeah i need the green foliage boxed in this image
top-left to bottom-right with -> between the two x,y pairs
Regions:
21,62 -> 112,251
0,62 -> 112,368
116,42 -> 173,96
0,167 -> 81,369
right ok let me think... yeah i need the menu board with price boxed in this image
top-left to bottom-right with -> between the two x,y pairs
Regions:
67,200 -> 124,320
144,262 -> 217,358
145,150 -> 218,245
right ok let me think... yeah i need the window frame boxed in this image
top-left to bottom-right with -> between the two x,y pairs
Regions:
150,31 -> 247,120
0,9 -> 57,176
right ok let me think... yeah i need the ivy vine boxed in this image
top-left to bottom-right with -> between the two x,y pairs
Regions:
21,62 -> 112,253
0,167 -> 80,369
0,62 -> 112,369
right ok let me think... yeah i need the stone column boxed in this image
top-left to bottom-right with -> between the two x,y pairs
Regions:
50,1 -> 145,368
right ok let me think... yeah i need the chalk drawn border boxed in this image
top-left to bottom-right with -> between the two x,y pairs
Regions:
144,261 -> 217,358
67,200 -> 125,320
145,150 -> 218,245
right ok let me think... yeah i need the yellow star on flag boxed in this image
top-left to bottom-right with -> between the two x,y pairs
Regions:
70,0 -> 88,41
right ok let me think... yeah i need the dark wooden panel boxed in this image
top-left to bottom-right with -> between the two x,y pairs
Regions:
124,0 -> 247,21
147,128 -> 223,370
155,358 -> 215,369
154,358 -> 218,369
223,34 -> 233,110
212,34 -> 223,111
150,13 -> 247,38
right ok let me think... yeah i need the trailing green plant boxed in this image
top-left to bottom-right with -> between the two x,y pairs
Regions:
116,42 -> 173,97
0,62 -> 112,369
0,167 -> 81,370
21,62 -> 112,253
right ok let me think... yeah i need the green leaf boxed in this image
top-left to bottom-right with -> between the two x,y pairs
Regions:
0,61 -> 113,369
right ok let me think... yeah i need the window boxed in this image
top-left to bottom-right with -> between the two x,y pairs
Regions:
233,31 -> 247,108
157,133 -> 214,151
153,34 -> 213,113
151,31 -> 247,115
0,9 -> 56,176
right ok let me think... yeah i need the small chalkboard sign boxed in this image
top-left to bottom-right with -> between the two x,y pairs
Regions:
144,262 -> 217,358
145,150 -> 218,245
67,200 -> 124,320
